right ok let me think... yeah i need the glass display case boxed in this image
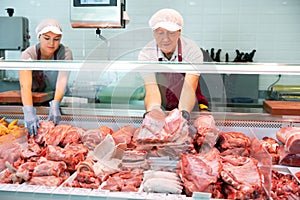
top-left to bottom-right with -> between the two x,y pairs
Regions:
0,60 -> 300,200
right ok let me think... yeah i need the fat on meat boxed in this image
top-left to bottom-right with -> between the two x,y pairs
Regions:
44,124 -> 72,146
135,108 -> 188,144
21,138 -> 42,159
276,126 -> 300,154
142,107 -> 166,134
28,176 -> 63,186
193,114 -> 216,132
220,155 -> 263,198
34,121 -> 55,145
61,126 -> 85,146
163,109 -> 182,135
179,148 -> 221,194
98,126 -> 113,136
0,142 -> 22,170
81,128 -> 104,150
143,177 -> 183,194
112,125 -> 136,147
32,157 -> 67,177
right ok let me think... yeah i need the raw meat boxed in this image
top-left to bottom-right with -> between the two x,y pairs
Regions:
276,126 -> 300,154
220,155 -> 263,199
80,128 -> 104,150
179,148 -> 221,196
216,131 -> 251,156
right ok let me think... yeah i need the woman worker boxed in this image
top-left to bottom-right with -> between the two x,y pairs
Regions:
19,18 -> 73,135
138,8 -> 208,120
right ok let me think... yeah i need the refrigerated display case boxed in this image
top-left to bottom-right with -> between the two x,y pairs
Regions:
0,60 -> 300,200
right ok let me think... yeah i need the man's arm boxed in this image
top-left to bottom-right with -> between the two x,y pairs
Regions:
178,73 -> 199,113
143,73 -> 162,111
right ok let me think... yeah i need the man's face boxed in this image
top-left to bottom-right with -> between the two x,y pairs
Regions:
153,28 -> 181,54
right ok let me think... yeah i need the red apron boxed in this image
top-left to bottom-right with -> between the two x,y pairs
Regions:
32,48 -> 57,92
156,39 -> 208,111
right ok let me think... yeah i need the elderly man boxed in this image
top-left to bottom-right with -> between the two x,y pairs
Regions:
138,8 -> 208,120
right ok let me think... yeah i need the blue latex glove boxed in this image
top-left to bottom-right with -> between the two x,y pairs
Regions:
22,106 -> 40,136
47,100 -> 61,125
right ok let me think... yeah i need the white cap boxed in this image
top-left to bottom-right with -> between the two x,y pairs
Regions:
35,18 -> 63,38
149,8 -> 183,31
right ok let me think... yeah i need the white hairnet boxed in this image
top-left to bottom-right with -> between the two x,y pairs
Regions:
35,18 -> 63,38
149,8 -> 183,31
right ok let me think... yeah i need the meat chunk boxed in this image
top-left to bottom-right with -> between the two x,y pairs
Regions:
178,148 -> 221,196
80,128 -> 104,150
220,155 -> 263,199
216,131 -> 251,156
276,126 -> 300,154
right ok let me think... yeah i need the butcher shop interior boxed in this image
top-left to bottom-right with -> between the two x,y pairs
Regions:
0,0 -> 300,199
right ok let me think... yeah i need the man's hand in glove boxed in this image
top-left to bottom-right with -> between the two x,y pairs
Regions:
22,106 -> 39,136
142,106 -> 166,133
47,100 -> 61,125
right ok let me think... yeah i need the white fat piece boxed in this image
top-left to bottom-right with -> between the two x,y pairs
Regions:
143,170 -> 180,182
143,177 -> 183,194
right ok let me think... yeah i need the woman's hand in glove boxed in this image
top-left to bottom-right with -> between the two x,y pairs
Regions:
47,100 -> 61,125
22,106 -> 40,136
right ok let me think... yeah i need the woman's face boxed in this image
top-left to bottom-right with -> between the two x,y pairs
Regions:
39,31 -> 61,59
153,28 -> 181,54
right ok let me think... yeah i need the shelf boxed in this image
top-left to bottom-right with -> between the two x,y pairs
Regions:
1,60 -> 300,75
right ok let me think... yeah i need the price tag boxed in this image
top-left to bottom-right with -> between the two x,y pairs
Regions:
34,186 -> 56,194
52,186 -> 74,195
165,194 -> 188,200
146,193 -> 167,199
69,187 -> 91,196
89,189 -> 108,197
2,183 -> 20,191
17,184 -> 39,193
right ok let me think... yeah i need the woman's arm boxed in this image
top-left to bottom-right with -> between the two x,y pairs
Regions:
178,73 -> 199,113
53,71 -> 70,101
19,70 -> 33,106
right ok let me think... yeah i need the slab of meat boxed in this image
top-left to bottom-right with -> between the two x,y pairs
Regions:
45,143 -> 88,172
44,124 -> 72,146
34,121 -> 55,145
112,125 -> 136,147
276,126 -> 300,154
193,114 -> 216,132
142,107 -> 166,134
28,175 -> 63,186
220,155 -> 263,199
271,169 -> 300,199
179,148 -> 221,196
0,142 -> 22,171
261,137 -> 280,165
80,128 -> 104,150
193,115 -> 218,153
61,126 -> 85,147
68,171 -> 102,189
32,157 -> 67,177
101,169 -> 143,192
278,145 -> 300,167
216,131 -> 251,156
98,126 -> 113,136
21,138 -> 42,160
135,109 -> 189,144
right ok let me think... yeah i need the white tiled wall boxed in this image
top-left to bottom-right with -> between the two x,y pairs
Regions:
1,0 -> 300,89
